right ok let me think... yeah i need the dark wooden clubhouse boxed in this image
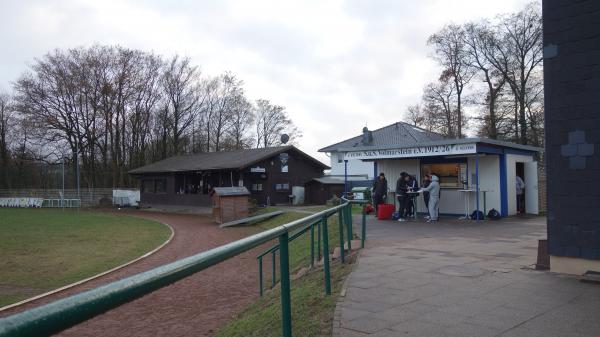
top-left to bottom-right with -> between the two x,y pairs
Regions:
129,146 -> 328,207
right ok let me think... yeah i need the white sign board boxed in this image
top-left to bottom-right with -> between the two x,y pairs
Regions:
250,166 -> 266,173
113,189 -> 140,207
343,143 -> 477,160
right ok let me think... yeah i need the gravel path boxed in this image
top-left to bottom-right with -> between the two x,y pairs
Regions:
1,210 -> 276,337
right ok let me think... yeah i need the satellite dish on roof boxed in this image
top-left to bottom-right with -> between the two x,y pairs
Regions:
281,134 -> 290,144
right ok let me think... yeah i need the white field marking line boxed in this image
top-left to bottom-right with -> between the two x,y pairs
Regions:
0,220 -> 175,313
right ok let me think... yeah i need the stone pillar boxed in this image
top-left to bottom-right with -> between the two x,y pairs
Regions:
544,0 -> 600,274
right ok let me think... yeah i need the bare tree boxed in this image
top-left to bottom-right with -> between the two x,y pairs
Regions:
255,99 -> 300,148
0,92 -> 15,188
428,24 -> 475,138
161,55 -> 204,156
405,104 -> 426,128
226,93 -> 254,150
463,22 -> 507,139
478,2 -> 543,144
6,45 -> 290,188
209,73 -> 242,151
422,79 -> 457,137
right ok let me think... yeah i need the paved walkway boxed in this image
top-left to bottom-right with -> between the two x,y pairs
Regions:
334,216 -> 600,337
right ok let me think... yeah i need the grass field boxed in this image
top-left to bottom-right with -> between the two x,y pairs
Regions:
218,206 -> 352,337
0,208 -> 171,307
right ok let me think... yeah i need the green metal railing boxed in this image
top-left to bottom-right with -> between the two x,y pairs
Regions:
257,199 -> 367,297
0,200 -> 368,337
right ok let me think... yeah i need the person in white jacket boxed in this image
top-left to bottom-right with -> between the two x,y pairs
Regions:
516,175 -> 526,214
417,174 -> 440,222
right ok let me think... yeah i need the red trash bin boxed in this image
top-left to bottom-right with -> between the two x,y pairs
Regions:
377,203 -> 395,220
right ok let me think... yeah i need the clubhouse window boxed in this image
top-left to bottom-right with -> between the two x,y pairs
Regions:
421,162 -> 467,189
141,179 -> 154,193
155,179 -> 167,194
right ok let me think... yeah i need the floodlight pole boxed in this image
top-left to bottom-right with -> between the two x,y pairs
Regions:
76,140 -> 80,205
62,156 -> 65,209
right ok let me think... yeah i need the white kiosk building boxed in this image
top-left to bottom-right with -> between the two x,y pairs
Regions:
320,122 -> 542,217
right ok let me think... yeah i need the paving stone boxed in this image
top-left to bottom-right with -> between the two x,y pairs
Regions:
347,278 -> 385,289
465,312 -> 530,330
336,327 -> 370,337
499,326 -> 597,337
342,316 -> 397,334
340,307 -> 372,321
437,298 -> 504,317
363,306 -> 421,325
418,291 -> 473,307
389,319 -> 448,337
342,299 -> 399,313
417,309 -> 470,326
441,322 -> 502,337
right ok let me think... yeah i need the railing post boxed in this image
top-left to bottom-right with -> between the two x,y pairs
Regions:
310,223 -> 315,268
322,217 -> 332,295
361,205 -> 367,248
271,251 -> 277,288
279,232 -> 292,337
337,210 -> 345,264
346,204 -> 352,251
317,220 -> 322,260
258,257 -> 263,297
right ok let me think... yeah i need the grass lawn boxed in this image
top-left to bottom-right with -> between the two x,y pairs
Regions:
255,207 -> 345,276
218,262 -> 352,337
218,206 -> 352,337
0,208 -> 171,307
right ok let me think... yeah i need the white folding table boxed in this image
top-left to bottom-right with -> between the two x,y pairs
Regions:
458,189 -> 489,220
458,189 -> 477,220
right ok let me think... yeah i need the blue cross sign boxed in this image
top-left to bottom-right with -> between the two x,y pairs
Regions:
560,130 -> 594,169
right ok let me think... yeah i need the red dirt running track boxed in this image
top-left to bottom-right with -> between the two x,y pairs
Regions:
0,210 -> 277,336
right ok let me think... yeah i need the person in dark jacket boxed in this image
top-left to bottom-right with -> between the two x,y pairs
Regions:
406,175 -> 419,217
372,172 -> 388,213
396,172 -> 408,221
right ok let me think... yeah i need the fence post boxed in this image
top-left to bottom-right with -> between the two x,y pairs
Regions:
322,217 -> 332,295
361,205 -> 367,249
317,220 -> 322,260
278,232 -> 292,337
337,210 -> 345,264
271,251 -> 277,288
258,257 -> 263,296
310,223 -> 315,268
346,205 -> 352,251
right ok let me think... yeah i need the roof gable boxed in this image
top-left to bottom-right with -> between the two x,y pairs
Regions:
319,122 -> 445,152
129,145 -> 329,174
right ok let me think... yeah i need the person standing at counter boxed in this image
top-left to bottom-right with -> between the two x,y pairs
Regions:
422,174 -> 431,211
373,172 -> 388,213
406,175 -> 419,217
417,174 -> 440,222
396,172 -> 408,221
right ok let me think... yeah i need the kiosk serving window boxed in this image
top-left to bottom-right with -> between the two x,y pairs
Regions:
421,162 -> 467,189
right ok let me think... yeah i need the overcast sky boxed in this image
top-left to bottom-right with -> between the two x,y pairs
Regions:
0,0 -> 533,163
